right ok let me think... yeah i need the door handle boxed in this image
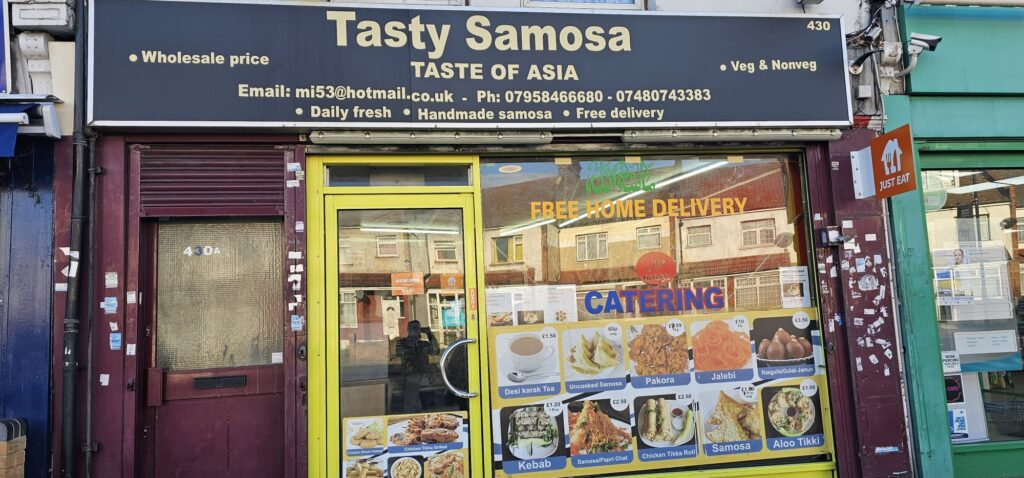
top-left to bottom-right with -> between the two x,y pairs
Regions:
439,338 -> 477,399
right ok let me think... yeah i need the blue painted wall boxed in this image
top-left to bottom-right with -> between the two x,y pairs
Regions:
0,137 -> 54,478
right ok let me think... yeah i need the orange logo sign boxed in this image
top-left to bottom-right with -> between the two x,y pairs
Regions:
870,124 -> 917,199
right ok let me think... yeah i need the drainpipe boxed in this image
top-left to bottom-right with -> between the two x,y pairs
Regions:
61,0 -> 90,474
82,136 -> 97,477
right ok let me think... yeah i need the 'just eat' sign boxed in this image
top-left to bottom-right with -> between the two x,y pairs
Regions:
851,124 -> 917,200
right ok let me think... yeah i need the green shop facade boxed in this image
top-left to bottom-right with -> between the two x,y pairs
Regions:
886,4 -> 1024,478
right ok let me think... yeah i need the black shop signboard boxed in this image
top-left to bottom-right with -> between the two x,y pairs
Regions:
88,0 -> 851,128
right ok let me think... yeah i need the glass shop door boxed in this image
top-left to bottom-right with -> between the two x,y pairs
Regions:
325,193 -> 482,478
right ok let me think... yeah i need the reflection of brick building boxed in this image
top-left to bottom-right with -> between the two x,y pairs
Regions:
921,170 -> 1024,296
335,226 -> 466,346
481,159 -> 805,314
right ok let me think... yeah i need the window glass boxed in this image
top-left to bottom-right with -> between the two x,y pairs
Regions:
480,155 -> 827,476
576,232 -> 608,261
922,169 -> 1024,444
339,239 -> 355,265
636,226 -> 662,250
494,235 -> 523,263
327,164 -> 471,187
376,236 -> 399,257
742,219 -> 777,247
687,225 -> 712,247
155,219 -> 283,370
435,240 -> 458,262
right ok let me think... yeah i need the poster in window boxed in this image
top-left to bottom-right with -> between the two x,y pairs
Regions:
487,308 -> 830,477
778,266 -> 811,309
931,243 -> 1022,372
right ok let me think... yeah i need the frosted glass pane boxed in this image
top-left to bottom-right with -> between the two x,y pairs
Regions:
156,219 -> 283,370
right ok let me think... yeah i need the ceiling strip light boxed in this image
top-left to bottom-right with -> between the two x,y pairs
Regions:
360,227 -> 460,235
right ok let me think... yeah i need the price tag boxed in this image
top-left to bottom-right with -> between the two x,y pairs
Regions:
792,312 -> 811,330
800,379 -> 819,397
665,319 -> 685,337
732,315 -> 749,331
540,327 -> 558,341
604,323 -> 621,340
675,392 -> 695,406
544,401 -> 563,417
628,325 -> 641,341
609,397 -> 630,411
739,386 -> 756,402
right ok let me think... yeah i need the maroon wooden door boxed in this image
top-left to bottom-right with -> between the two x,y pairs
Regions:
139,218 -> 285,478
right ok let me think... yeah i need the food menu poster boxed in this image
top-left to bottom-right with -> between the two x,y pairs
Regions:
486,308 -> 829,476
485,285 -> 579,327
343,411 -> 468,478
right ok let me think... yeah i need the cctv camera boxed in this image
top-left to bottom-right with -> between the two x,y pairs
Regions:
896,32 -> 942,78
909,32 -> 942,52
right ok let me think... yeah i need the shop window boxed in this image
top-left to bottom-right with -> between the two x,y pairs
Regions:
576,232 -> 608,261
687,225 -> 712,247
922,168 -> 1024,444
340,290 -> 358,328
479,155 -> 826,476
734,272 -> 782,310
494,235 -> 524,263
339,238 -> 355,265
741,218 -> 776,247
635,225 -> 661,250
376,235 -> 399,257
435,240 -> 458,262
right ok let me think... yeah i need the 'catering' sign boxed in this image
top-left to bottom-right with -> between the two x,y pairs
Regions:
89,0 -> 852,128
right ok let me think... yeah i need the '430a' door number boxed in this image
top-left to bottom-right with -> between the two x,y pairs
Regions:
183,245 -> 221,256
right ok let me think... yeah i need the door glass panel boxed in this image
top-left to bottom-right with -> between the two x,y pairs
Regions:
337,207 -> 471,478
338,208 -> 469,418
155,219 -> 283,370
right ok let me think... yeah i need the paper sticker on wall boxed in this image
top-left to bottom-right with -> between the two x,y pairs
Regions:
105,271 -> 119,289
102,297 -> 118,315
110,333 -> 122,351
126,291 -> 137,304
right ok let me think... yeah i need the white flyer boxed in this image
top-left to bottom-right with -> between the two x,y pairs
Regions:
779,266 -> 812,308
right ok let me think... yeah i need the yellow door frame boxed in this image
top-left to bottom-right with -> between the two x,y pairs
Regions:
306,155 -> 492,478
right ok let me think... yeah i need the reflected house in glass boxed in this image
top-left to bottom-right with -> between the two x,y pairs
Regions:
481,156 -> 808,321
